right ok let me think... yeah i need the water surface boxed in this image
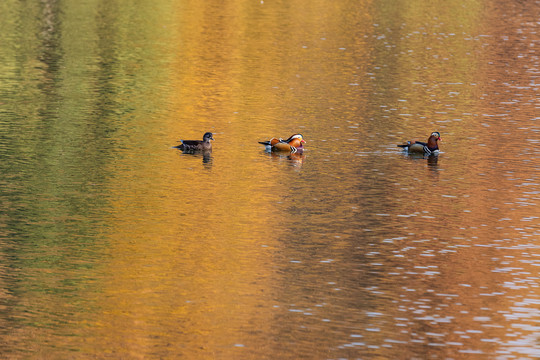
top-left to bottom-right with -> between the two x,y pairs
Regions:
0,0 -> 539,359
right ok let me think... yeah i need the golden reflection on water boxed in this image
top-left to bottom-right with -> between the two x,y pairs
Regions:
89,149 -> 288,357
0,0 -> 539,358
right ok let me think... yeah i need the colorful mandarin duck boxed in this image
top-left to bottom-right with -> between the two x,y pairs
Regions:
174,132 -> 214,151
397,131 -> 441,155
258,134 -> 306,153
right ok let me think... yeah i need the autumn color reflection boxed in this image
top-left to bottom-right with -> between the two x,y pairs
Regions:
0,0 -> 538,358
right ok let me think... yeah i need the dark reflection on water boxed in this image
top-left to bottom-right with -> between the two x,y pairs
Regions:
263,151 -> 307,169
1,0 -> 539,359
176,149 -> 213,166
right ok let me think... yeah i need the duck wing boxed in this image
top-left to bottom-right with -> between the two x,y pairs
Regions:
180,140 -> 202,146
397,141 -> 412,148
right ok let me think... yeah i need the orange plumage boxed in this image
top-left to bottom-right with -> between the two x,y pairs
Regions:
259,134 -> 306,153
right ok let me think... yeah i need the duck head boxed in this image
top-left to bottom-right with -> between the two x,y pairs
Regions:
286,134 -> 306,148
284,134 -> 304,142
427,132 -> 441,149
203,132 -> 215,142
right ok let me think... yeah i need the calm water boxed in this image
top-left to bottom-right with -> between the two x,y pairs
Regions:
1,0 -> 539,359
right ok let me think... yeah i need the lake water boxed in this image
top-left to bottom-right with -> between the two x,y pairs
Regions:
0,0 -> 539,359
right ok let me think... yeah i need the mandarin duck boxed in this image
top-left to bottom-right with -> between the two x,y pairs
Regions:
397,131 -> 441,155
174,132 -> 214,151
258,134 -> 306,154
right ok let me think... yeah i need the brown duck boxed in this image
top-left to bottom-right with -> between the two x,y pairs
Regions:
174,132 -> 214,151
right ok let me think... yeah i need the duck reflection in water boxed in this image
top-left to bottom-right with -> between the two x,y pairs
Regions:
266,151 -> 306,168
175,148 -> 213,165
427,154 -> 438,167
402,151 -> 439,166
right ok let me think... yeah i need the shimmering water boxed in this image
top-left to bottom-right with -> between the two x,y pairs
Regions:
0,0 -> 539,359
